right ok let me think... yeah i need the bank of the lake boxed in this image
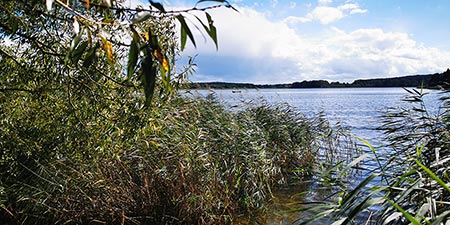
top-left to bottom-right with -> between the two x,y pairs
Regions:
0,93 -> 352,224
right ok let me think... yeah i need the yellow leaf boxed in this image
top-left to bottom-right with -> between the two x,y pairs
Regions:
152,49 -> 168,71
162,57 -> 169,71
86,0 -> 90,9
102,39 -> 114,62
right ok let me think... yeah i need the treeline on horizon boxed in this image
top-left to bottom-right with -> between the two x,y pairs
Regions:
186,69 -> 450,89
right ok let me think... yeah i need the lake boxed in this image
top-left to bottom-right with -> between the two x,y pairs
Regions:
188,87 -> 442,147
187,87 -> 445,224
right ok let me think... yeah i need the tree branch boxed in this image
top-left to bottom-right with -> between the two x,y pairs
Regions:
77,0 -> 233,15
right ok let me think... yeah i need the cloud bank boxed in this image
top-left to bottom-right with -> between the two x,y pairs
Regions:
284,2 -> 367,25
183,5 -> 450,84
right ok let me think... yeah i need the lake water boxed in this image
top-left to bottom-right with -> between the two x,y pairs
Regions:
188,87 -> 442,147
186,87 -> 444,224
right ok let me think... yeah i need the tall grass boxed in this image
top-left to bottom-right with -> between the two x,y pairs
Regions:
0,90 -> 351,224
297,88 -> 450,224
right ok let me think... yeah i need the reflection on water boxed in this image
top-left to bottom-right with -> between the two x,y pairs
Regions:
185,88 -> 443,224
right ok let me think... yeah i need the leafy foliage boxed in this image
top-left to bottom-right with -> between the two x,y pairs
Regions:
0,0 -> 230,104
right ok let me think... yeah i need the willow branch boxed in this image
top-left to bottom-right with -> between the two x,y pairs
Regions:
78,0 -> 233,15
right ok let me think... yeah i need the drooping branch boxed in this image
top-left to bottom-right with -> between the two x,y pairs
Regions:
76,0 -> 235,15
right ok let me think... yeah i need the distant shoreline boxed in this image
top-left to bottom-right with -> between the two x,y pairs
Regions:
185,70 -> 449,90
187,86 -> 422,90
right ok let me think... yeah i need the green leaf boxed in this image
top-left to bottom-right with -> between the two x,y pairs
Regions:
159,64 -> 173,97
148,29 -> 159,50
176,15 -> 196,50
82,44 -> 98,68
205,12 -> 218,50
70,27 -> 84,51
71,41 -> 88,65
10,17 -> 19,35
141,51 -> 157,106
356,137 -> 376,154
386,199 -> 421,225
415,159 -> 450,192
127,32 -> 140,79
149,0 -> 166,13
193,15 -> 209,33
415,143 -> 425,158
179,22 -> 187,51
160,64 -> 168,86
194,13 -> 218,50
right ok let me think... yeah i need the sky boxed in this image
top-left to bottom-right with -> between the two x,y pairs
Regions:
137,0 -> 450,84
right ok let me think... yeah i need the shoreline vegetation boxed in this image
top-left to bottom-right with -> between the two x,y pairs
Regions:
0,93 -> 355,224
186,69 -> 450,90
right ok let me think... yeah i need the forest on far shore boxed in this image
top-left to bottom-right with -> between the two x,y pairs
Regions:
187,69 -> 450,89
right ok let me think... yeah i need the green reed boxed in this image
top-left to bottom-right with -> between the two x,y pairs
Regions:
0,91 -> 350,224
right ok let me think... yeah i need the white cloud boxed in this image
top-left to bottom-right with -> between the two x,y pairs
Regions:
318,0 -> 333,5
184,7 -> 450,83
338,3 -> 359,10
286,2 -> 367,25
284,16 -> 313,24
350,8 -> 368,14
310,6 -> 345,24
284,6 -> 345,25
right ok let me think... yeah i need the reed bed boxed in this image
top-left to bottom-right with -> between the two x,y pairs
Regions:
0,91 -> 350,224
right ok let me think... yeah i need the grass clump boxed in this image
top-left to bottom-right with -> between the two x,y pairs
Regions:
0,87 -> 346,224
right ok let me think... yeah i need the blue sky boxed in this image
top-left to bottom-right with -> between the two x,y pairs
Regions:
139,0 -> 450,84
